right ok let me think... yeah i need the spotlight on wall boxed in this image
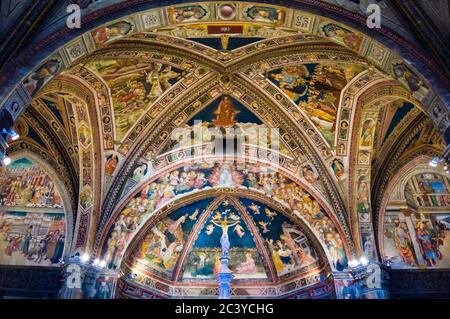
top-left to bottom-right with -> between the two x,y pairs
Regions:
81,253 -> 90,263
359,256 -> 369,266
1,128 -> 19,141
0,151 -> 11,166
8,129 -> 19,141
93,258 -> 100,266
348,259 -> 359,268
429,156 -> 440,167
428,151 -> 450,174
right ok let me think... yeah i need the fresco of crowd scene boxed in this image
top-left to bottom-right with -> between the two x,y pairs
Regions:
0,158 -> 65,266
0,158 -> 63,208
0,211 -> 65,266
103,163 -> 347,271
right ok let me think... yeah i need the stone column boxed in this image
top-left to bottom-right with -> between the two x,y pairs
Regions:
216,231 -> 234,299
217,255 -> 234,299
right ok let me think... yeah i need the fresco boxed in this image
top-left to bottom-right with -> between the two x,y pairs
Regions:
78,124 -> 92,148
339,110 -> 350,140
301,164 -> 319,184
91,20 -> 135,48
0,158 -> 63,208
331,158 -> 345,180
167,95 -> 291,156
125,195 -> 325,284
183,199 -> 266,280
405,173 -> 450,208
88,59 -> 185,141
93,276 -> 116,299
186,95 -> 262,126
360,119 -> 376,147
383,174 -> 450,268
0,210 -> 65,266
22,57 -> 62,96
391,61 -> 428,100
241,198 -> 320,278
383,211 -> 450,268
124,199 -> 213,277
356,175 -> 371,223
268,63 -> 365,145
402,121 -> 446,153
131,163 -> 148,183
0,157 -> 66,267
381,100 -> 415,144
105,154 -> 119,176
167,5 -> 210,24
335,278 -> 363,299
353,107 -> 381,258
188,37 -> 265,51
103,161 -> 347,271
318,22 -> 363,52
242,5 -> 286,26
414,216 -> 448,267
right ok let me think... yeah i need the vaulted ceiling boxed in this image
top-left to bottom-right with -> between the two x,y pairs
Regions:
0,1 -> 449,298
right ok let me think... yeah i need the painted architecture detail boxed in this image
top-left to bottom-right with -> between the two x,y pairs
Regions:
0,0 -> 449,299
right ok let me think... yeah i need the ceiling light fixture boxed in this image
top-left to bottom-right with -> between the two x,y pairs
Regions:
1,128 -> 19,141
428,146 -> 450,174
81,253 -> 90,263
0,151 -> 10,166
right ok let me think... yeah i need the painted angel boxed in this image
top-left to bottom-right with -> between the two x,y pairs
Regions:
234,224 -> 245,238
265,208 -> 277,220
248,202 -> 261,215
259,221 -> 270,233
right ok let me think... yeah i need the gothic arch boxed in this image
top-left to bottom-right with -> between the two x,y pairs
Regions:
38,77 -> 103,251
97,157 -> 352,270
0,0 -> 449,300
115,189 -> 336,298
95,78 -> 356,256
377,154 -> 450,268
372,117 -> 444,237
347,81 -> 424,256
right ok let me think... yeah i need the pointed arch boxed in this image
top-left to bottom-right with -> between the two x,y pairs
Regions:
38,77 -> 103,251
94,66 -> 357,255
98,157 -> 351,275
117,189 -> 334,298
